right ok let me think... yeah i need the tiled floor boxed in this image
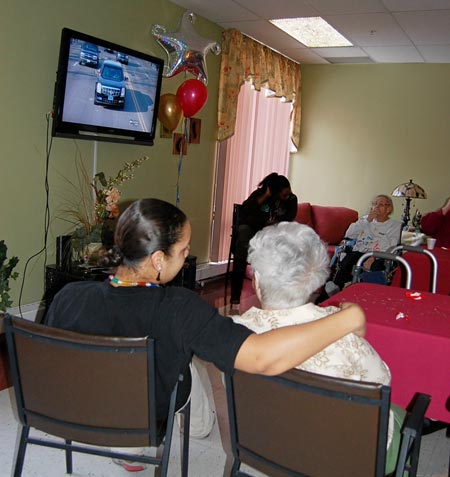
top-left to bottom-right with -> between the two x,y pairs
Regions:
0,277 -> 448,476
0,358 -> 262,477
0,362 -> 449,477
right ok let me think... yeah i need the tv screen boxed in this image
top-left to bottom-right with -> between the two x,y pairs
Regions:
52,28 -> 164,146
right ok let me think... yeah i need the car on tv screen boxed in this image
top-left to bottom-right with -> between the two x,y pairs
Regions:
79,42 -> 99,67
94,60 -> 126,108
116,52 -> 129,64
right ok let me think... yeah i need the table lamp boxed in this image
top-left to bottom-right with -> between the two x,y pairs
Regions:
391,179 -> 427,229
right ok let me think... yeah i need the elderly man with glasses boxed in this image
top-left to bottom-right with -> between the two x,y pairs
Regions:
321,194 -> 402,299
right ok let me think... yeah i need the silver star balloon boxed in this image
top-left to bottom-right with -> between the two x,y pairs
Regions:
151,12 -> 221,85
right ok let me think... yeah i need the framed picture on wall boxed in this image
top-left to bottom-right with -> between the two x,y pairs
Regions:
173,133 -> 188,155
189,118 -> 201,144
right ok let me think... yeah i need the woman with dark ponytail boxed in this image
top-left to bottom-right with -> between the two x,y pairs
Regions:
100,198 -> 189,276
46,198 -> 365,469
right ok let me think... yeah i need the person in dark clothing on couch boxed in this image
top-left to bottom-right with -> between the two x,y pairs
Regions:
230,173 -> 297,310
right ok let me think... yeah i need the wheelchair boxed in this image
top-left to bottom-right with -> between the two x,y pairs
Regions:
330,239 -> 437,291
352,250 -> 412,288
329,238 -> 403,287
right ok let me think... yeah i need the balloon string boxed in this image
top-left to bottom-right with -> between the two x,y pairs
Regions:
176,118 -> 189,208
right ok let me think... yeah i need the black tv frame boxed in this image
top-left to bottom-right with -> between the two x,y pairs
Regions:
52,28 -> 164,146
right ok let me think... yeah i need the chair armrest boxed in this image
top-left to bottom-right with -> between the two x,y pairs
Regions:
402,393 -> 431,439
394,393 -> 431,477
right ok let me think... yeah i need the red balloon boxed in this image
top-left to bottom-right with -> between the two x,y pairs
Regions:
176,79 -> 208,118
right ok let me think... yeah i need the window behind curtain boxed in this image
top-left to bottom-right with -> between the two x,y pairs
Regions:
210,82 -> 292,262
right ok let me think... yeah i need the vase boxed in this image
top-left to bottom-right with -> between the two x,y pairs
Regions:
82,242 -> 105,265
71,224 -> 104,266
71,220 -> 117,266
100,219 -> 116,250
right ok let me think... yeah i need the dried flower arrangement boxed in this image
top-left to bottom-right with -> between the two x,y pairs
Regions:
59,155 -> 149,262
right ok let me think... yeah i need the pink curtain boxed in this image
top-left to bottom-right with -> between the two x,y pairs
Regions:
212,82 -> 292,262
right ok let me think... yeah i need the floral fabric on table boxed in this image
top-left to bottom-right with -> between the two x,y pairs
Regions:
217,29 -> 302,148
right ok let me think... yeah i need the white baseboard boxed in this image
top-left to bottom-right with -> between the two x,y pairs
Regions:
196,261 -> 229,281
7,302 -> 46,322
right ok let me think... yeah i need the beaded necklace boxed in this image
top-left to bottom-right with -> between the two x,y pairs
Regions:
109,275 -> 160,288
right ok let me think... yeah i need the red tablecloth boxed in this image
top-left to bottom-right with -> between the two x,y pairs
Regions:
322,282 -> 450,423
391,246 -> 450,295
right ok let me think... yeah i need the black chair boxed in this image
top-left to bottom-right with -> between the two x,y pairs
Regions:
224,203 -> 242,305
4,314 -> 190,477
226,368 -> 430,477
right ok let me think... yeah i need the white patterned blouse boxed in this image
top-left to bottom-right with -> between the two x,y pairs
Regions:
232,302 -> 391,385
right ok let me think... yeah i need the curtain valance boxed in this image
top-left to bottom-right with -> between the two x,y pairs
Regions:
217,29 -> 301,148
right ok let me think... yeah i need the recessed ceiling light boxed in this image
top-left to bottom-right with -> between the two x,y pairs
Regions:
270,17 -> 353,48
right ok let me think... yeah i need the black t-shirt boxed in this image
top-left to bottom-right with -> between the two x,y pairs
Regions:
45,281 -> 253,419
240,190 -> 298,231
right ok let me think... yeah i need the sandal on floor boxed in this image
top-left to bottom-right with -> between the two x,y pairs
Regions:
112,459 -> 147,472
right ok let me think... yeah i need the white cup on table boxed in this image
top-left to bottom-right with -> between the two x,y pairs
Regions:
426,237 -> 437,250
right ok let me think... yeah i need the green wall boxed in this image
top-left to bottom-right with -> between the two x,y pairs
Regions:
1,0 -> 222,305
4,2 -> 450,307
290,64 -> 450,220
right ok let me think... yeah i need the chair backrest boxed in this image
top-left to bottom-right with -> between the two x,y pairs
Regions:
230,203 -> 242,253
4,314 -> 162,448
226,368 -> 390,477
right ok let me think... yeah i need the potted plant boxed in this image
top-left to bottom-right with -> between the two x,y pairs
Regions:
60,156 -> 149,265
0,240 -> 19,313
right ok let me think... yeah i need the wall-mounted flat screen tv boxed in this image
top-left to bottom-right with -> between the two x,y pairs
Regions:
52,28 -> 164,146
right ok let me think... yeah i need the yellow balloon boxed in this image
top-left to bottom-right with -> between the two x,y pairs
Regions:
158,94 -> 182,132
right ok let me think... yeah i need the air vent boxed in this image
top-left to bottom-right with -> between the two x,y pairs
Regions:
323,56 -> 375,64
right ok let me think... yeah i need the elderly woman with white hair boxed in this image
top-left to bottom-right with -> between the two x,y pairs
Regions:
232,222 -> 404,474
232,221 -> 390,382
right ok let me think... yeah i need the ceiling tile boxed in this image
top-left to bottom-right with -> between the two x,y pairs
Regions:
363,45 -> 424,62
311,46 -> 369,57
394,11 -> 450,44
307,0 -> 387,15
323,56 -> 375,63
283,47 -> 330,63
167,0 -> 450,64
234,0 -> 319,19
170,0 -> 259,22
417,44 -> 450,62
218,20 -> 304,49
382,0 -> 450,11
326,12 -> 413,46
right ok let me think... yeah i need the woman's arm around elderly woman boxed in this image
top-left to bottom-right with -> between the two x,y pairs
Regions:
234,302 -> 365,376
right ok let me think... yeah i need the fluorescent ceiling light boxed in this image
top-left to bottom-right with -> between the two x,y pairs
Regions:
270,17 -> 352,48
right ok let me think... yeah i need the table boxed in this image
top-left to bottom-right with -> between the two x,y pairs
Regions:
322,282 -> 450,423
42,256 -> 197,320
391,246 -> 450,295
